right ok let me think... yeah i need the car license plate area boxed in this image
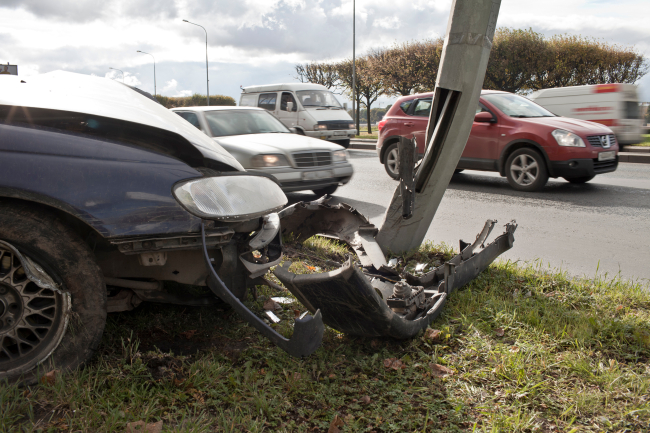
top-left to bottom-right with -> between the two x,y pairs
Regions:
303,170 -> 333,180
333,131 -> 346,136
598,151 -> 615,161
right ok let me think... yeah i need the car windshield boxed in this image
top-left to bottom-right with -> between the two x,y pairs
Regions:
482,93 -> 555,118
204,109 -> 290,137
296,90 -> 343,108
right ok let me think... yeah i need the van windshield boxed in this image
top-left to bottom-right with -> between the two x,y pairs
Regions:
204,109 -> 290,137
483,93 -> 555,118
296,90 -> 343,109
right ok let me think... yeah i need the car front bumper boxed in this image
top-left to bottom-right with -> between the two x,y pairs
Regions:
305,130 -> 356,141
248,163 -> 354,192
549,156 -> 618,179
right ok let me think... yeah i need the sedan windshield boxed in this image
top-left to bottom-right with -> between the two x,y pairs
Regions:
204,110 -> 290,137
482,93 -> 555,118
296,90 -> 343,108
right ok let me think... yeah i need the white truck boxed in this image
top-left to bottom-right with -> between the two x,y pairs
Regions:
529,83 -> 643,145
239,83 -> 356,148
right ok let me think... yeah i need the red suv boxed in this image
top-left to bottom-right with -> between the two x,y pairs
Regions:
377,90 -> 619,191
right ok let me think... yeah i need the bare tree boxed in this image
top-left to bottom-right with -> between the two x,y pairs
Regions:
294,62 -> 341,90
337,58 -> 384,133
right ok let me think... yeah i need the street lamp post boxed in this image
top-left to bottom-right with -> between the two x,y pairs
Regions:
136,50 -> 156,96
183,19 -> 210,106
352,0 -> 356,133
108,67 -> 124,82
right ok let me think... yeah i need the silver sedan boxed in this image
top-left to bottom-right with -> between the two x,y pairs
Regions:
172,106 -> 353,195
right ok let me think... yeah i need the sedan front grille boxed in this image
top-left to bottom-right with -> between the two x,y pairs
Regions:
292,151 -> 332,168
586,134 -> 616,148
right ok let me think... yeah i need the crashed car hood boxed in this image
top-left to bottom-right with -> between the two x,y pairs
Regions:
214,132 -> 345,154
0,71 -> 244,171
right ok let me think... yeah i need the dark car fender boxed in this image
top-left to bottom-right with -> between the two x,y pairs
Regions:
498,139 -> 556,177
0,123 -> 205,239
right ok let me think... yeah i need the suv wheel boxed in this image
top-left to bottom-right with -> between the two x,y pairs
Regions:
312,185 -> 338,196
383,143 -> 400,180
0,204 -> 106,384
505,148 -> 549,192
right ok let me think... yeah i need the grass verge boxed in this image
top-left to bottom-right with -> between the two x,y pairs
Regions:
637,134 -> 650,146
2,238 -> 649,432
354,132 -> 378,140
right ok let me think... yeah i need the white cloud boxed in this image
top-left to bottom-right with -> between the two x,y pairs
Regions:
160,78 -> 192,96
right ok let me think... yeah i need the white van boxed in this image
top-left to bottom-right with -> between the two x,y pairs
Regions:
529,83 -> 643,145
240,83 -> 356,148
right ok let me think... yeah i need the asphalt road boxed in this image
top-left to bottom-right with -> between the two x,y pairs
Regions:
286,150 -> 650,284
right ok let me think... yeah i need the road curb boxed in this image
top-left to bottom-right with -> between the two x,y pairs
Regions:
349,143 -> 376,150
618,152 -> 650,164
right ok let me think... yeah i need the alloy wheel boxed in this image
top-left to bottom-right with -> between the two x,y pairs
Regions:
509,154 -> 539,186
386,147 -> 400,177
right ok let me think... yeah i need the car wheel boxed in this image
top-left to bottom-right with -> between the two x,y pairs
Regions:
335,139 -> 350,149
0,203 -> 106,384
383,143 -> 400,180
312,185 -> 338,196
296,129 -> 306,136
505,148 -> 549,192
564,175 -> 595,184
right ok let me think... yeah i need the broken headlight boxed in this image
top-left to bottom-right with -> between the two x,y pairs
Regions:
173,175 -> 287,221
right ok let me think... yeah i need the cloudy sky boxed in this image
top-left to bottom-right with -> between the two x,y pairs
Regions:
1,0 -> 649,106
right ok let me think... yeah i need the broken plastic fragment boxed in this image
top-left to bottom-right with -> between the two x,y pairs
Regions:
265,311 -> 281,323
271,297 -> 294,304
387,258 -> 398,267
415,263 -> 427,272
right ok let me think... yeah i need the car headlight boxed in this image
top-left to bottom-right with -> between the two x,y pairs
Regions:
332,150 -> 348,163
552,129 -> 585,147
314,124 -> 328,131
250,154 -> 291,168
173,175 -> 288,221
348,123 -> 355,129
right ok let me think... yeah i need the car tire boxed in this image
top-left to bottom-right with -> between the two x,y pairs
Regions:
296,129 -> 306,136
0,203 -> 107,384
335,139 -> 350,149
505,148 -> 549,192
383,142 -> 400,180
312,185 -> 338,196
564,175 -> 595,184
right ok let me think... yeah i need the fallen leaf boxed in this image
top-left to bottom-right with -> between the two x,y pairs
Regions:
327,414 -> 345,433
125,420 -> 163,433
429,363 -> 453,377
328,373 -> 337,379
616,305 -> 624,312
510,345 -> 520,353
179,330 -> 197,339
494,327 -> 505,337
173,378 -> 184,387
293,309 -> 301,319
40,370 -> 58,385
306,265 -> 316,271
360,395 -> 371,405
293,372 -> 302,380
263,298 -> 281,311
425,328 -> 442,342
383,358 -> 404,370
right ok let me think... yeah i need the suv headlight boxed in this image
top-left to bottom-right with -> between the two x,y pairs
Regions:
314,124 -> 328,131
250,154 -> 290,168
552,129 -> 585,147
332,150 -> 348,163
173,175 -> 287,221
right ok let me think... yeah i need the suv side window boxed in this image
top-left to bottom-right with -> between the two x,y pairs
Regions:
280,92 -> 298,112
413,99 -> 432,117
175,111 -> 201,130
399,100 -> 414,114
476,103 -> 491,114
258,93 -> 277,111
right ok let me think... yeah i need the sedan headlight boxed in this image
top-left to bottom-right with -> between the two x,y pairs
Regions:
314,124 -> 328,131
250,154 -> 290,168
332,150 -> 348,163
173,175 -> 287,221
552,129 -> 585,147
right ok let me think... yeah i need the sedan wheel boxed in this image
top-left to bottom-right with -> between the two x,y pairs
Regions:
505,148 -> 549,192
384,143 -> 400,180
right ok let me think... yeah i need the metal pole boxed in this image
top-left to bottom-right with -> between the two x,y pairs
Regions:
352,0 -> 356,132
136,51 -> 156,96
109,67 -> 124,82
184,20 -> 210,106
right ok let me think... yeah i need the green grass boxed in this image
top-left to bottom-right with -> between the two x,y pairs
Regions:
635,134 -> 650,146
354,132 -> 378,140
2,238 -> 649,432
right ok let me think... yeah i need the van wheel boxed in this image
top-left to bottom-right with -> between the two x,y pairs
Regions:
0,203 -> 106,384
505,148 -> 549,192
383,143 -> 400,180
296,129 -> 306,136
565,175 -> 594,184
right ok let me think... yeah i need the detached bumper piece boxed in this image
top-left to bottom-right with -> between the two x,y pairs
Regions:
275,200 -> 517,339
201,222 -> 324,358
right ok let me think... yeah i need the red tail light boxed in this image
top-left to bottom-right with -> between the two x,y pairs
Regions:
378,119 -> 387,132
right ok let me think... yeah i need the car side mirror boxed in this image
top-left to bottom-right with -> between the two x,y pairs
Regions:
286,102 -> 293,112
474,111 -> 495,123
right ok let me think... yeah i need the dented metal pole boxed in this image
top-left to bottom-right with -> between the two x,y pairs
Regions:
377,0 -> 501,253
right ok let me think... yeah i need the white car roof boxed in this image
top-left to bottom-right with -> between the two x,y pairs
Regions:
241,83 -> 330,93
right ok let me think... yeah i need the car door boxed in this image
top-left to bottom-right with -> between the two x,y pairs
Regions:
276,91 -> 299,128
459,102 -> 500,169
